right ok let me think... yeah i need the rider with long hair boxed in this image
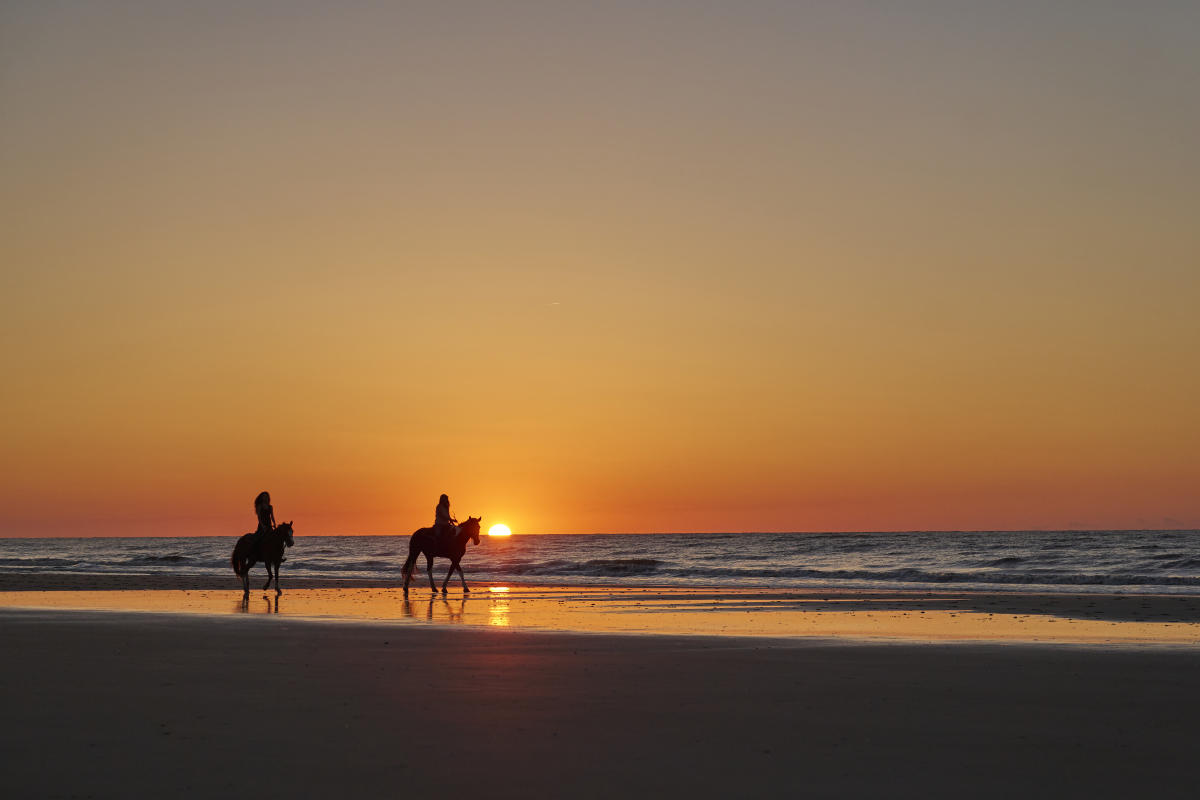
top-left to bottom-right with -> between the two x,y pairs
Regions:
434,493 -> 457,542
252,491 -> 283,560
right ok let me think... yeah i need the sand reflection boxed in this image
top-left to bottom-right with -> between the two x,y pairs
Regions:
3,586 -> 1200,646
488,589 -> 511,627
442,597 -> 466,623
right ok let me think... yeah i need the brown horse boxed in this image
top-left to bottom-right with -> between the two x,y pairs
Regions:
231,521 -> 294,599
402,516 -> 481,596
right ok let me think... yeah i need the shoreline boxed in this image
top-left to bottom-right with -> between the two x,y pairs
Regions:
4,571 -> 1200,618
4,571 -> 1200,609
3,581 -> 1200,646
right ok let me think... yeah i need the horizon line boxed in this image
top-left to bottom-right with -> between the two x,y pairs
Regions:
2,527 -> 1197,540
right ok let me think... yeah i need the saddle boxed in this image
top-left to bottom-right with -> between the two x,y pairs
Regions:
432,520 -> 458,545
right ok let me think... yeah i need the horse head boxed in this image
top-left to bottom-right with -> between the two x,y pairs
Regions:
277,521 -> 295,547
461,516 -> 481,546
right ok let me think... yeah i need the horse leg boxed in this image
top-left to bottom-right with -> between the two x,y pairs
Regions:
274,561 -> 282,596
442,564 -> 454,594
262,562 -> 273,592
426,555 -> 437,593
456,562 -> 469,593
241,569 -> 249,600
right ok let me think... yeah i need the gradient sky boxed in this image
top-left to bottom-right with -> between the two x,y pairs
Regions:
2,1 -> 1198,536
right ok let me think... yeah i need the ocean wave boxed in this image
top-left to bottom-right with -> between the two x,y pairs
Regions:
499,558 -> 664,576
122,555 -> 190,564
0,557 -> 83,567
1148,556 -> 1200,570
5,532 -> 1200,592
481,562 -> 1200,588
573,558 -> 663,574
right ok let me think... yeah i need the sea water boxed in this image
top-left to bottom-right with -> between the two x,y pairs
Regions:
2,530 -> 1199,595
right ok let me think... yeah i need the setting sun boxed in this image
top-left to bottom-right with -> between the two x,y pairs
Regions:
488,524 -> 512,537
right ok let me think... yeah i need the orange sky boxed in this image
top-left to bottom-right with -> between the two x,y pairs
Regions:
2,2 -> 1198,536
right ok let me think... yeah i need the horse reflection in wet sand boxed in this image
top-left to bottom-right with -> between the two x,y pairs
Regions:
231,521 -> 294,600
403,516 -> 482,595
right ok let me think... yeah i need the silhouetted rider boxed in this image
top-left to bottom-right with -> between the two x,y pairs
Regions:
434,493 -> 457,543
251,491 -> 284,561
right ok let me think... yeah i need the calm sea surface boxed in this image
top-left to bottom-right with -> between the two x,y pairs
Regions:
2,531 -> 1199,595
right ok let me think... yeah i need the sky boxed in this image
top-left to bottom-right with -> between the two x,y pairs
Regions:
2,1 -> 1198,536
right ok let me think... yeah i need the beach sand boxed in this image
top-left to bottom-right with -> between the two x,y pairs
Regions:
2,580 -> 1200,797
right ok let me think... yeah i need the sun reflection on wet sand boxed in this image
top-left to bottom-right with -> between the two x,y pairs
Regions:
2,586 -> 1200,646
489,596 -> 511,627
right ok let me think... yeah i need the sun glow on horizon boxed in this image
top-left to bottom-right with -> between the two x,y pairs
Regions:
488,524 -> 512,537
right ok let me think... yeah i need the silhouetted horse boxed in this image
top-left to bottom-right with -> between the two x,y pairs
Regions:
231,521 -> 294,599
402,516 -> 481,595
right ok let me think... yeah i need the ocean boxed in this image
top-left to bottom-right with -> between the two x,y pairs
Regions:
2,530 -> 1199,594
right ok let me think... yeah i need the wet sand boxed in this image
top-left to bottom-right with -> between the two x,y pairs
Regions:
4,571 -> 1200,628
2,606 -> 1198,799
4,584 -> 1200,644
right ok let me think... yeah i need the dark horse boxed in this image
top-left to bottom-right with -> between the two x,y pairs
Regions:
231,521 -> 294,599
402,516 -> 481,596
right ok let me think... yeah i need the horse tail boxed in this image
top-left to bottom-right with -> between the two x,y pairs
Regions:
231,536 -> 248,576
401,531 -> 422,582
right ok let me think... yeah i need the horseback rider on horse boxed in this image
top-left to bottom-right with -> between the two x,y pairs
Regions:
433,494 -> 457,544
250,491 -> 285,562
